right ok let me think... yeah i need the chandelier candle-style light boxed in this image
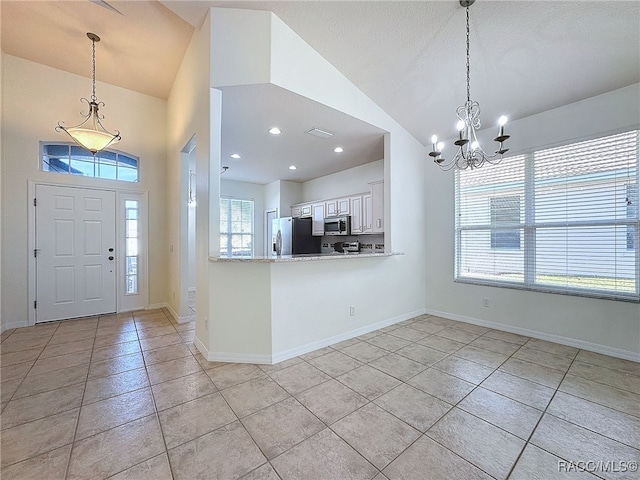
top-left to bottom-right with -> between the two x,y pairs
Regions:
430,0 -> 510,171
56,33 -> 121,154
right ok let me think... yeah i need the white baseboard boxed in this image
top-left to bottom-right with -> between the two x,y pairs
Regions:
194,335 -> 272,364
194,335 -> 209,359
424,308 -> 640,363
1,321 -> 29,333
271,308 -> 427,364
151,303 -> 193,325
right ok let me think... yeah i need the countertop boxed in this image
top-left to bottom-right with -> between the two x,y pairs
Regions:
209,252 -> 402,263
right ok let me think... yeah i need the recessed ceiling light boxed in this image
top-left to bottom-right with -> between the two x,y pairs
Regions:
289,165 -> 297,170
333,147 -> 344,153
269,127 -> 282,135
230,153 -> 241,159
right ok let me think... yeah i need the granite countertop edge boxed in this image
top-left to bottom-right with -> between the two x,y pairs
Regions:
209,252 -> 403,263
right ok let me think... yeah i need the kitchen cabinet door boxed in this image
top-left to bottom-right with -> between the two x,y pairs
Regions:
300,204 -> 312,218
350,196 -> 363,234
325,200 -> 337,217
312,203 -> 325,236
363,194 -> 373,234
291,206 -> 302,217
371,181 -> 384,233
337,197 -> 350,215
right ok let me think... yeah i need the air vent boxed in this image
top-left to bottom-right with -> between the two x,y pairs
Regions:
306,127 -> 334,139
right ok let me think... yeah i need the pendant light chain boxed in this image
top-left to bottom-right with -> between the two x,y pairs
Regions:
465,6 -> 471,104
91,37 -> 97,103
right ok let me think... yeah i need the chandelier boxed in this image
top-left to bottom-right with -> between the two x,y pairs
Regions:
56,33 -> 121,155
430,0 -> 510,170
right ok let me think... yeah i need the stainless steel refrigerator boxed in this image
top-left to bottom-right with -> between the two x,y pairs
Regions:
272,217 -> 322,255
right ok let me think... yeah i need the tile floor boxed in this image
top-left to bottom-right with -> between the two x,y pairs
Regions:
1,310 -> 639,479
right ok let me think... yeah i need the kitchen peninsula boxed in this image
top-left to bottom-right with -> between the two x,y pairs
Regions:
210,251 -> 399,262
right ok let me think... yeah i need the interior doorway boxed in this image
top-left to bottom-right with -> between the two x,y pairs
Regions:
181,135 -> 197,320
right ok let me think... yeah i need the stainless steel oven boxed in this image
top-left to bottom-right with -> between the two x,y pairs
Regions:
324,215 -> 350,236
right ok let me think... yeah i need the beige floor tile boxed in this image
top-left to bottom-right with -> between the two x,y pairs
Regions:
395,343 -> 448,366
453,345 -> 508,369
530,414 -> 640,480
416,335 -> 466,354
408,368 -> 474,404
483,329 -> 529,345
559,373 -> 640,418
480,370 -> 555,410
499,357 -> 566,389
458,387 -> 542,440
55,317 -> 98,333
221,376 -> 290,418
0,348 -> 42,367
173,321 -> 196,333
332,402 -> 420,470
146,355 -> 202,385
39,339 -> 93,359
568,361 -> 640,394
179,331 -> 195,343
425,316 -> 459,327
469,335 -> 522,356
1,379 -> 21,403
48,329 -> 96,346
574,350 -> 640,376
258,356 -> 303,374
83,367 -> 149,405
0,408 -> 79,467
0,444 -> 72,480
308,350 -> 363,377
0,361 -> 33,383
142,342 -> 192,365
433,355 -> 494,384
357,330 -> 383,342
383,435 -> 493,480
151,371 -> 217,411
109,453 -> 173,480
524,338 -> 579,359
453,323 -> 491,335
14,364 -> 88,399
337,365 -> 401,400
387,326 -> 428,342
509,444 -> 599,480
513,346 -> 574,372
271,428 -> 377,480
426,408 -> 525,480
368,352 -> 427,381
159,392 -> 237,448
94,329 -> 139,348
295,379 -> 368,425
89,352 -> 145,379
365,333 -> 412,352
76,387 -> 156,440
374,383 -> 451,432
298,347 -> 334,362
406,322 -> 447,335
240,463 -> 280,480
332,338 -> 362,350
96,320 -> 136,336
91,340 -> 141,363
268,362 -> 331,395
137,325 -> 177,339
29,349 -> 92,376
1,383 -> 84,430
207,363 -> 266,390
241,397 -> 325,459
547,391 -> 640,448
67,414 -> 165,480
139,333 -> 183,351
168,421 -> 266,480
340,342 -> 388,363
0,335 -> 50,354
4,324 -> 58,341
435,328 -> 481,344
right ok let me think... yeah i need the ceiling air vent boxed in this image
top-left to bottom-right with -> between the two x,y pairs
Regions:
305,127 -> 334,139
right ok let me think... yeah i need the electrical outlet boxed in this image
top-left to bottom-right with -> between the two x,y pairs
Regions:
349,305 -> 356,316
483,297 -> 490,308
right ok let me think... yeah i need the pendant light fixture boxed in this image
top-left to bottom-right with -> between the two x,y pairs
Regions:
56,32 -> 121,154
430,0 -> 510,170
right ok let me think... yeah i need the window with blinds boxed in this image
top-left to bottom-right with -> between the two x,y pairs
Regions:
220,198 -> 254,257
455,130 -> 639,301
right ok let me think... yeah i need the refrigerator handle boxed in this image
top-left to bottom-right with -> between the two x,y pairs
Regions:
275,230 -> 283,256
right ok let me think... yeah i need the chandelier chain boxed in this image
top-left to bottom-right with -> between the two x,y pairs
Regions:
465,6 -> 471,103
91,37 -> 97,102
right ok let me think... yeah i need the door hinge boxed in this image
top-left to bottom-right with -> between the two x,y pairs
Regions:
34,301 -> 37,309
34,249 -> 39,258
34,198 -> 37,207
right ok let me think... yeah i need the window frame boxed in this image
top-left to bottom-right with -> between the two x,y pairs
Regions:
219,197 -> 255,258
455,130 -> 640,302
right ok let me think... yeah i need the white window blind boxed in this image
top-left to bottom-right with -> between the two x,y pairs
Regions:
220,198 -> 254,257
456,130 -> 639,301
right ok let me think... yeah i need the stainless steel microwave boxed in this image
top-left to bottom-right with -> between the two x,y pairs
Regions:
324,215 -> 350,236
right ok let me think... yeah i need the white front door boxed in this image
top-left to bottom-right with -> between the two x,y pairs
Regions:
35,185 -> 117,322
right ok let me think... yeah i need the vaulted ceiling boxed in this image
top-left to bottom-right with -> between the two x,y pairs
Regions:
2,1 -> 639,183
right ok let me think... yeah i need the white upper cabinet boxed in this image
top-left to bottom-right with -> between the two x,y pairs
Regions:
370,181 -> 384,233
325,197 -> 350,217
350,195 -> 363,234
312,203 -> 325,236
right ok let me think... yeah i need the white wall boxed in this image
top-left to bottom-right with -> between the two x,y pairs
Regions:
1,54 -> 168,330
426,84 -> 640,359
302,159 -> 383,202
220,179 -> 266,256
